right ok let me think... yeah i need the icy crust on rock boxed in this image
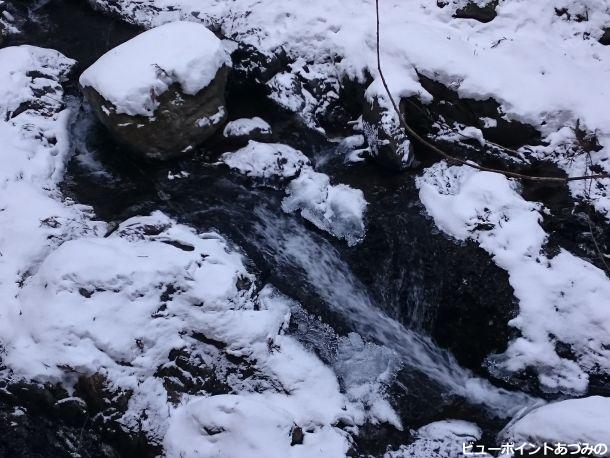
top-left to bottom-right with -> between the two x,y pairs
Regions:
0,45 -> 105,323
223,116 -> 272,138
282,169 -> 367,247
79,21 -> 231,117
222,140 -> 310,179
417,162 -> 610,393
503,396 -> 610,449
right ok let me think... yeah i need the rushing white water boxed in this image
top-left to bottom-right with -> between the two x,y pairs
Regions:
252,205 -> 537,417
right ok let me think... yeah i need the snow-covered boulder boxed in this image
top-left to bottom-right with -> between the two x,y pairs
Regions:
503,397 -> 610,454
223,117 -> 272,144
222,140 -> 310,180
80,21 -> 231,160
387,420 -> 488,458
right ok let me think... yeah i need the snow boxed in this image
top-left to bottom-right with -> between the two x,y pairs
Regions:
223,116 -> 272,138
282,168 -> 367,246
3,208 -> 377,446
222,141 -> 368,244
79,21 -> 231,116
222,140 -> 310,180
386,419 -> 489,458
504,396 -> 610,449
417,162 -> 610,393
0,45 -> 104,352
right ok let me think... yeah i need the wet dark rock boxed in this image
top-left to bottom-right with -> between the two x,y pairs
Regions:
0,379 -> 159,457
407,72 -> 541,150
600,27 -> 610,46
555,7 -> 589,23
453,0 -> 499,23
363,95 -> 414,171
54,397 -> 88,426
231,43 -> 289,85
74,373 -> 130,414
387,367 -> 505,435
81,66 -> 229,161
290,425 -> 304,446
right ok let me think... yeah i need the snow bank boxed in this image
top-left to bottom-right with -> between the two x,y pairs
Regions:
417,162 -> 610,393
79,21 -> 230,116
0,45 -> 104,342
222,140 -> 310,179
3,211 -> 372,446
504,396 -> 610,450
223,117 -> 272,138
282,168 -> 367,246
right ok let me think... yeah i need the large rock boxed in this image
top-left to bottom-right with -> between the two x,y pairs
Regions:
80,21 -> 231,160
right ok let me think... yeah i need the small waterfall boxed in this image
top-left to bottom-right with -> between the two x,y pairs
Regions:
251,205 -> 536,417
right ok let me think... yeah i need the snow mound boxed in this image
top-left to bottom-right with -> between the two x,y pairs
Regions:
223,117 -> 272,138
222,140 -> 310,179
417,162 -> 610,393
504,396 -> 610,451
3,210 -> 378,447
79,21 -> 231,117
386,420 -> 488,458
282,168 -> 367,246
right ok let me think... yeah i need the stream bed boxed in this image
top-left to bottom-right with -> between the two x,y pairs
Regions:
4,0 -> 572,454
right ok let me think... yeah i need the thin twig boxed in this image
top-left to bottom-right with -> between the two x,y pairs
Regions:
374,0 -> 610,183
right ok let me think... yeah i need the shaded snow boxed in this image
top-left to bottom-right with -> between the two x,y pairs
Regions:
80,21 -> 231,116
0,45 -> 104,344
417,162 -> 610,393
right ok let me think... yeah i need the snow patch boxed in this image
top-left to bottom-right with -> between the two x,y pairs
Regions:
282,168 -> 367,246
504,396 -> 610,451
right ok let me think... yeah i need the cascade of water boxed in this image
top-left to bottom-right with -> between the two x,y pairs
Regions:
251,205 -> 536,417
